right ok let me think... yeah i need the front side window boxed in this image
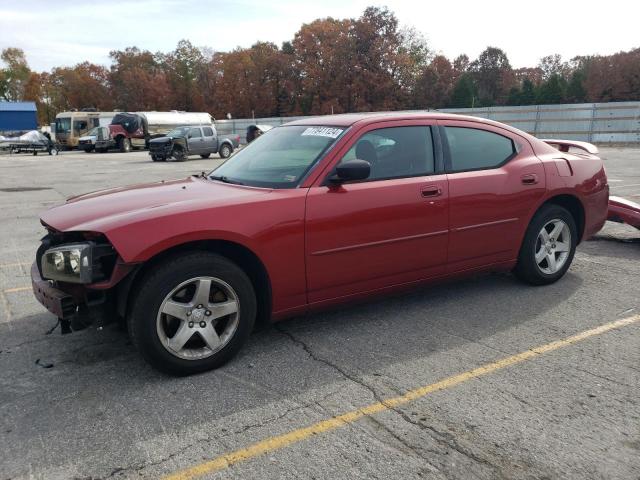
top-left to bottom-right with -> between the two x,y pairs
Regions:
210,125 -> 344,189
445,127 -> 515,172
189,128 -> 202,138
340,126 -> 435,181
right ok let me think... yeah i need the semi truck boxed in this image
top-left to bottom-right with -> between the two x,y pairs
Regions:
95,111 -> 213,153
54,110 -> 116,149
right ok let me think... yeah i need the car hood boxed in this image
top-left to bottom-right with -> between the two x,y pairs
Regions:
78,135 -> 96,141
41,176 -> 271,233
149,136 -> 181,144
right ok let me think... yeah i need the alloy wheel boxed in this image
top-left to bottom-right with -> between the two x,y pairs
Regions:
156,276 -> 240,360
534,219 -> 571,275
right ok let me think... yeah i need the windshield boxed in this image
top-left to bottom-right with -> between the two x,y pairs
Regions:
85,127 -> 99,137
167,126 -> 190,137
55,118 -> 71,134
210,125 -> 344,189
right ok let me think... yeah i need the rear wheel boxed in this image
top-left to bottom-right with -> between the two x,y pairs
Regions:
219,144 -> 232,159
514,204 -> 577,285
118,137 -> 131,153
128,252 -> 256,375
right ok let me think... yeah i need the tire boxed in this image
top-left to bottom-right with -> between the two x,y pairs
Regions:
172,147 -> 186,162
118,137 -> 132,153
151,154 -> 165,162
200,153 -> 211,159
514,204 -> 577,285
219,144 -> 232,159
128,252 -> 256,375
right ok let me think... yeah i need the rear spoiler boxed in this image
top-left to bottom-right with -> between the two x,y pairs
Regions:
540,139 -> 599,155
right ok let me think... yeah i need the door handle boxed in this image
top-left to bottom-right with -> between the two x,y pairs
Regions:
521,174 -> 538,185
421,185 -> 442,198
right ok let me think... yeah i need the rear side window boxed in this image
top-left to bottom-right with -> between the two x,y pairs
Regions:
202,127 -> 213,136
189,128 -> 202,138
445,127 -> 515,172
340,126 -> 435,181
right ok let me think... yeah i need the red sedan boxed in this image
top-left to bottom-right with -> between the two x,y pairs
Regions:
31,113 -> 609,374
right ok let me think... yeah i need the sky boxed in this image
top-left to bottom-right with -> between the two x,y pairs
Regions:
1,0 -> 639,72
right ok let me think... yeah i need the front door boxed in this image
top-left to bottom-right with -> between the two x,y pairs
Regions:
305,122 -> 449,304
188,127 -> 204,154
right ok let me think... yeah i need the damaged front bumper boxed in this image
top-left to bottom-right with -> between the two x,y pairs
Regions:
31,262 -> 78,319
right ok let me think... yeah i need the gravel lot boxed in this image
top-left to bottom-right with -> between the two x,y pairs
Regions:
0,146 -> 638,480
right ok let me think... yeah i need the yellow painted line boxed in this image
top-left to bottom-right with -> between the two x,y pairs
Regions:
164,314 -> 640,480
4,286 -> 31,293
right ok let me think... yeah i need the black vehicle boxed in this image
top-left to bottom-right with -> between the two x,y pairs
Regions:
148,125 -> 240,162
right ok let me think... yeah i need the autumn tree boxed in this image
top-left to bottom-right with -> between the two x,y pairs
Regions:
109,47 -> 171,111
47,62 -> 113,111
581,48 -> 640,102
414,55 -> 454,108
292,16 -> 355,114
212,42 -> 294,119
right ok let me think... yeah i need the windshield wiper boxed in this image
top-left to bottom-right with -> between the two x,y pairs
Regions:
209,175 -> 244,185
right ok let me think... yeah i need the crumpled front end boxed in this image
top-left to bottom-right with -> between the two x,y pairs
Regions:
148,138 -> 174,159
31,225 -> 137,332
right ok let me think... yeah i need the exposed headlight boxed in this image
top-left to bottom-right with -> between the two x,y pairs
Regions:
42,243 -> 95,284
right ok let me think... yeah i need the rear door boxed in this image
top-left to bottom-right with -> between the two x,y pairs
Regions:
441,120 -> 546,272
202,126 -> 216,152
305,121 -> 449,303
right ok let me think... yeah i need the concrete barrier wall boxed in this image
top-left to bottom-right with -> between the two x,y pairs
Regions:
216,101 -> 640,144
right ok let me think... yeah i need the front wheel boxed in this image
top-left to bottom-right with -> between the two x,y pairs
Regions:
514,204 -> 577,285
219,144 -> 232,159
128,252 -> 256,375
172,147 -> 186,162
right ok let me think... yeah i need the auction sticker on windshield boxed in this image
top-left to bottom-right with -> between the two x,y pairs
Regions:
301,127 -> 343,138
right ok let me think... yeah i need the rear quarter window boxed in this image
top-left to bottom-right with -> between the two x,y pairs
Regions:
445,127 -> 515,172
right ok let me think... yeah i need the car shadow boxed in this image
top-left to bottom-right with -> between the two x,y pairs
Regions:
0,270 -> 586,465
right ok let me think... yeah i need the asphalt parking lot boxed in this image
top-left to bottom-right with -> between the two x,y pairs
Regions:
0,147 -> 638,480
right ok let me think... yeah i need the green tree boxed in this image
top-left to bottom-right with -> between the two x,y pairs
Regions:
520,78 -> 536,105
160,40 -> 206,110
506,87 -> 521,106
470,47 -> 512,105
449,73 -> 476,107
536,74 -> 567,104
566,70 -> 587,103
0,47 -> 31,101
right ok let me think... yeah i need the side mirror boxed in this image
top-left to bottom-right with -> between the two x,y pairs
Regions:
330,159 -> 371,184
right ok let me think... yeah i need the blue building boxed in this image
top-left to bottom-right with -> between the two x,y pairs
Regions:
0,101 -> 38,132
